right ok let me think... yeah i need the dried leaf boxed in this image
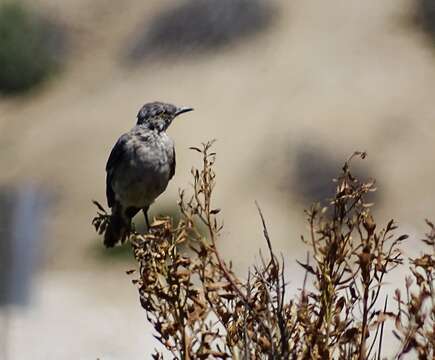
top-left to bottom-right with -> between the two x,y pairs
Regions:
189,146 -> 202,152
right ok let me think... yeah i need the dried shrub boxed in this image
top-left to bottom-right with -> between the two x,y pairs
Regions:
393,220 -> 434,359
290,144 -> 379,207
93,142 -> 434,359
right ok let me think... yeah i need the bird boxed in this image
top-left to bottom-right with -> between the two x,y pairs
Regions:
103,101 -> 194,247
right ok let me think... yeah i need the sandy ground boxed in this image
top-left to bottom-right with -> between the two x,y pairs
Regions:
0,0 -> 434,358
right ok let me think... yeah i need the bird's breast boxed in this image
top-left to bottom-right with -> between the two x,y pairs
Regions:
112,131 -> 175,208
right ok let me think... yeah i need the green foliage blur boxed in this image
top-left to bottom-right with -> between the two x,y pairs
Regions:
0,2 -> 63,94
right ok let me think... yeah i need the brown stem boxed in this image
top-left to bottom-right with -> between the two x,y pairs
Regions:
359,281 -> 370,360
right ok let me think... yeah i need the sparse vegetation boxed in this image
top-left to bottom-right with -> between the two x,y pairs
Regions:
0,2 -> 65,94
93,142 -> 434,359
127,0 -> 276,62
416,0 -> 435,43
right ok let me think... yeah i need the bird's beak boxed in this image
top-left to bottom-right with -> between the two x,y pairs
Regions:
175,107 -> 194,116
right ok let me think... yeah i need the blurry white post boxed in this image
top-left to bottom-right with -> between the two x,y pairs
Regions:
0,184 -> 48,360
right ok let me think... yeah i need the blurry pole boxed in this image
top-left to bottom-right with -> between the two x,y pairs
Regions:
0,309 -> 9,360
0,184 -> 48,360
0,188 -> 13,360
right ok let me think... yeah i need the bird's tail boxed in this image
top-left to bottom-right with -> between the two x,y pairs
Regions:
104,207 -> 130,247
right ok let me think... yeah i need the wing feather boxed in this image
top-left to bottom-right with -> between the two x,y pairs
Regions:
106,134 -> 129,208
169,146 -> 176,180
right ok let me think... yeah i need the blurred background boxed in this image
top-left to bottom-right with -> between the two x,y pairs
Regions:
0,0 -> 434,358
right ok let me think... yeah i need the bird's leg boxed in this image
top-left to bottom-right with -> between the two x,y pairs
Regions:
125,207 -> 140,229
143,207 -> 150,229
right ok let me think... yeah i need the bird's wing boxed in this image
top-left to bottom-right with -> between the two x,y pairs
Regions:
106,133 -> 129,208
169,146 -> 176,180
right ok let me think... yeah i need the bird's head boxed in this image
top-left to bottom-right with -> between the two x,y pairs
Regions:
136,101 -> 194,131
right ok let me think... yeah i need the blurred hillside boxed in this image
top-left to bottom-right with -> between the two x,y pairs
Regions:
0,0 -> 435,358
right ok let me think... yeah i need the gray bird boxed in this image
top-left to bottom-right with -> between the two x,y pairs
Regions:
104,101 -> 193,247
